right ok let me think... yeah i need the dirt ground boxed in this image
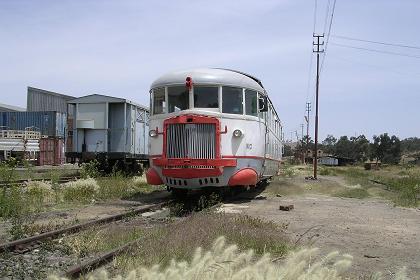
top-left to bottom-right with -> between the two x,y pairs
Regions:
220,189 -> 420,279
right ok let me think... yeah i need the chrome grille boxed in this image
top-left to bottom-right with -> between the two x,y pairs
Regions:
166,123 -> 216,159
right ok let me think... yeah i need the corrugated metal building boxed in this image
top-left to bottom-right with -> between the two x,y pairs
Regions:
27,87 -> 75,113
67,94 -> 149,161
0,111 -> 66,138
0,103 -> 26,112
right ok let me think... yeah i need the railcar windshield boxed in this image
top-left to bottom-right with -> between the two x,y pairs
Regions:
152,87 -> 165,115
194,86 -> 218,108
245,89 -> 258,116
222,86 -> 243,115
168,86 -> 189,113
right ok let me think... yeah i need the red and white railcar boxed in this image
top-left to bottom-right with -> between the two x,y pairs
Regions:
146,68 -> 283,191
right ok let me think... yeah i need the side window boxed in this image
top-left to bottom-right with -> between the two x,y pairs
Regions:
152,87 -> 165,115
168,86 -> 189,113
222,87 -> 243,115
245,89 -> 258,116
194,86 -> 218,108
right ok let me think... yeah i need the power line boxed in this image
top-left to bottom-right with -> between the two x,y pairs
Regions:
330,42 -> 420,59
331,35 -> 420,50
313,0 -> 318,33
303,0 -> 318,126
320,0 -> 337,72
322,0 -> 331,35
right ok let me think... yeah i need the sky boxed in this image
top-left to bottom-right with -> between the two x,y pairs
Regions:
1,0 -> 419,141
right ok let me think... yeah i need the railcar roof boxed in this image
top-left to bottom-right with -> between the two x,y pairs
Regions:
151,68 -> 265,92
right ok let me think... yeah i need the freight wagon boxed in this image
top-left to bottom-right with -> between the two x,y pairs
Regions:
66,94 -> 149,174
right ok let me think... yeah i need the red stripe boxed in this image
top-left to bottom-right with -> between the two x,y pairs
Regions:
222,155 -> 282,163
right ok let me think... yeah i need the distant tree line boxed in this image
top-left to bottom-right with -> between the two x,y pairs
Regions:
285,133 -> 417,164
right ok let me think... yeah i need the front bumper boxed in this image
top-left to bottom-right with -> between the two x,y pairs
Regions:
151,157 -> 237,179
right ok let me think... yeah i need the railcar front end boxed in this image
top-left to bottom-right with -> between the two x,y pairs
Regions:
146,69 -> 282,190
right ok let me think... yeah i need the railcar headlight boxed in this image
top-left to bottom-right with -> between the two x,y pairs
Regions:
149,130 -> 158,137
233,129 -> 243,138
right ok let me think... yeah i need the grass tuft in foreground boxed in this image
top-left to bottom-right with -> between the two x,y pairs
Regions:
50,236 -> 409,280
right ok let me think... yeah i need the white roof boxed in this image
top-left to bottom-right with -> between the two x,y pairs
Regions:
0,102 -> 26,112
68,94 -> 148,111
151,68 -> 265,92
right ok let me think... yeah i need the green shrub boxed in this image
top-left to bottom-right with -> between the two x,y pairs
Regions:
80,160 -> 100,179
386,176 -> 420,207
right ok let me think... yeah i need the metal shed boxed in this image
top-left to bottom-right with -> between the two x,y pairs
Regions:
318,156 -> 339,166
66,94 -> 149,164
27,87 -> 75,113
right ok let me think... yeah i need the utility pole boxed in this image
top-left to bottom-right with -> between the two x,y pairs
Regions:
305,102 -> 311,145
313,33 -> 324,179
300,123 -> 305,164
300,124 -> 305,141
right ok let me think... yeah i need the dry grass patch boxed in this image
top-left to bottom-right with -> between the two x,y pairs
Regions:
58,212 -> 290,277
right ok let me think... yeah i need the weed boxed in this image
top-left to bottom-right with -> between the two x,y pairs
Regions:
25,180 -> 53,212
80,160 -> 100,179
385,176 -> 420,207
334,188 -> 370,199
281,164 -> 296,178
62,178 -> 99,203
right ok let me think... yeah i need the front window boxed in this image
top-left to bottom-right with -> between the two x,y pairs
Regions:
168,86 -> 189,113
194,86 -> 218,108
222,86 -> 243,115
152,87 -> 165,115
245,89 -> 258,116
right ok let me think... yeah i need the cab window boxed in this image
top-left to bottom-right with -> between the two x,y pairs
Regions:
168,86 -> 189,113
152,87 -> 165,115
245,89 -> 258,116
194,86 -> 218,108
222,86 -> 243,115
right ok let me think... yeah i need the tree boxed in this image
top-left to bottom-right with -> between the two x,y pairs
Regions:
322,135 -> 337,155
335,136 -> 353,158
350,135 -> 370,162
370,133 -> 401,164
283,144 -> 293,157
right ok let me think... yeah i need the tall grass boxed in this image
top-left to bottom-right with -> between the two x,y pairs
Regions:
50,236 -> 409,280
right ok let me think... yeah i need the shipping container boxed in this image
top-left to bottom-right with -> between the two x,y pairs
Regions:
0,111 -> 66,138
39,137 -> 65,165
27,87 -> 74,113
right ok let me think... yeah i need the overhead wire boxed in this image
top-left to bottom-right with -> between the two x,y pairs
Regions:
320,0 -> 337,73
331,35 -> 420,50
330,42 -> 420,59
301,0 -> 318,133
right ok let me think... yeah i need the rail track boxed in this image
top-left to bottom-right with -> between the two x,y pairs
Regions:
0,201 -> 170,254
0,176 -> 80,188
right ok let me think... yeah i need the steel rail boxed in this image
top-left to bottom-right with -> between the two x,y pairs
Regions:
0,201 -> 169,253
63,238 -> 140,278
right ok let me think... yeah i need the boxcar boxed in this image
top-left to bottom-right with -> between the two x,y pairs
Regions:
66,94 -> 149,173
